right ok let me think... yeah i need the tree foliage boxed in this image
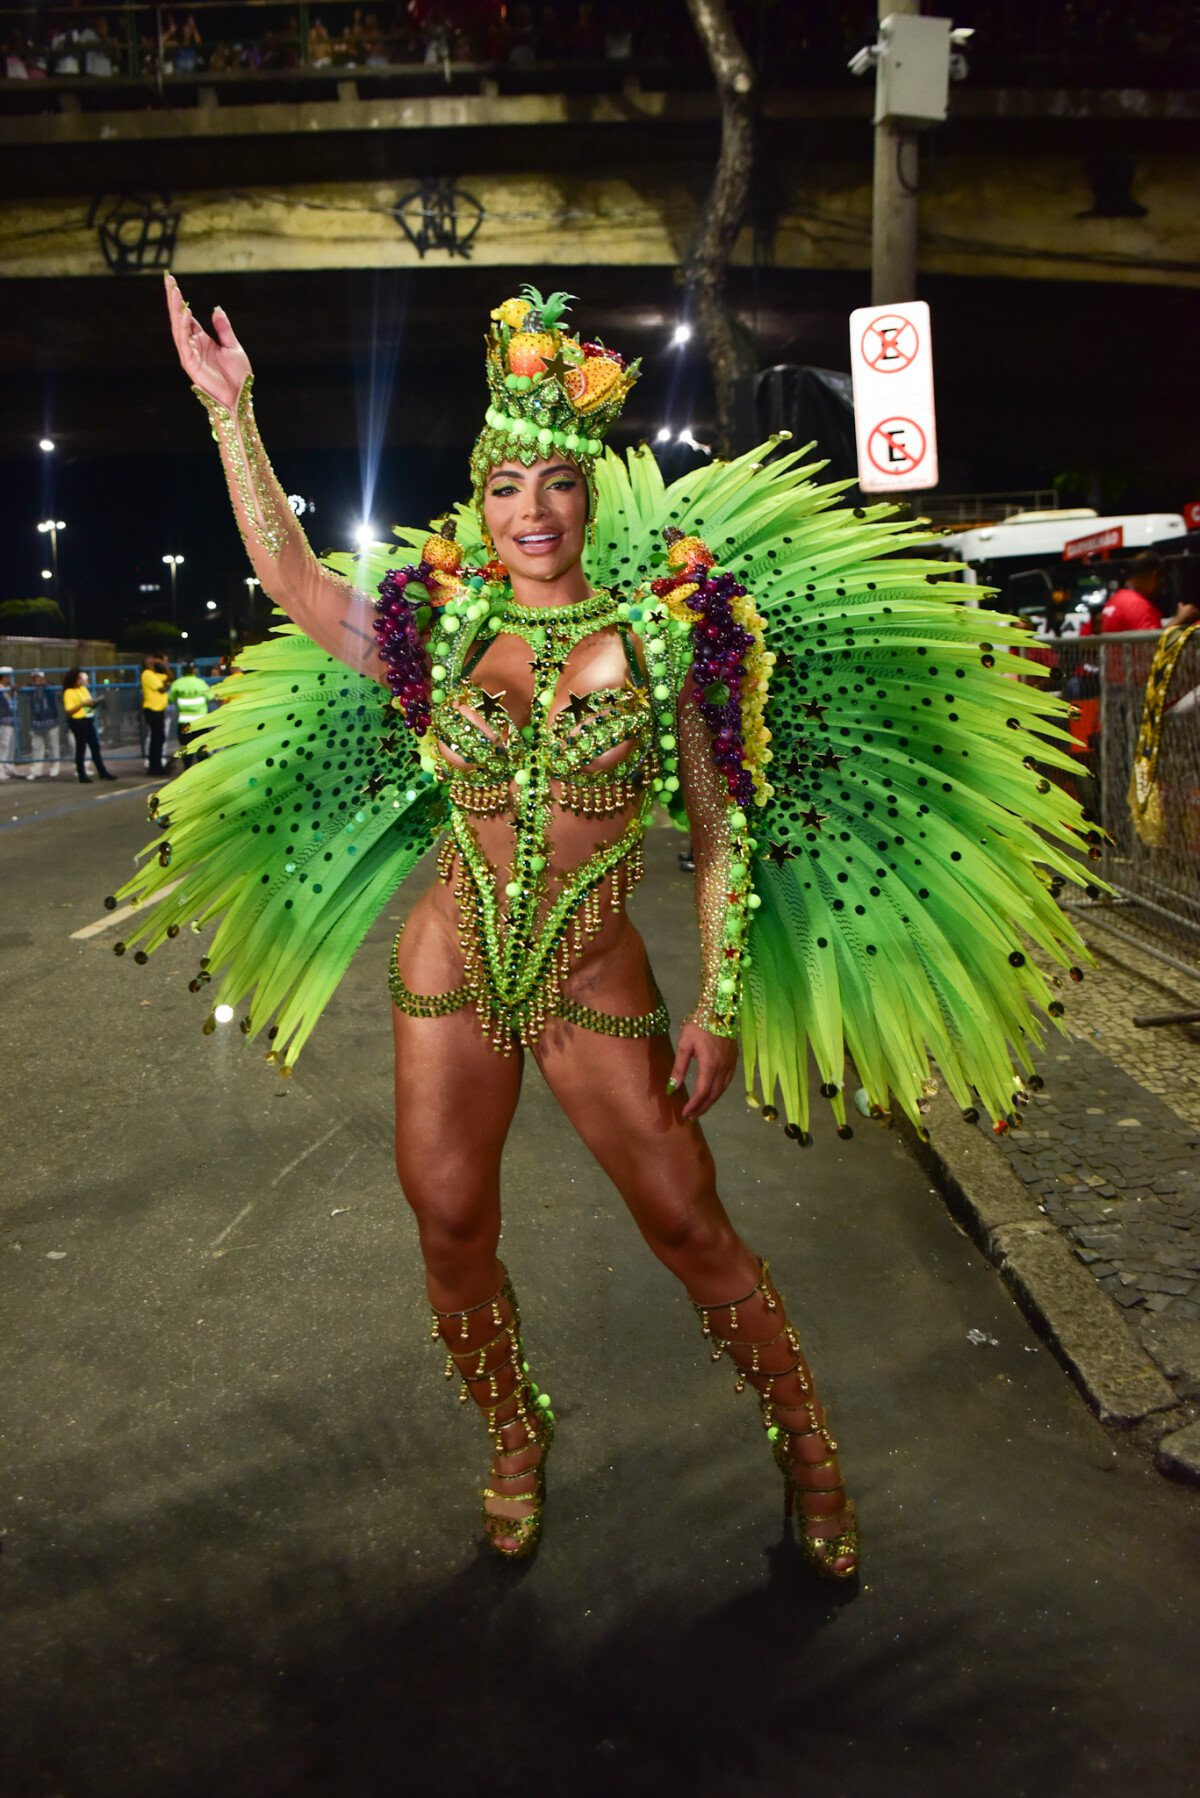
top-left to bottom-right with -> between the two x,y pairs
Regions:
121,620 -> 185,654
0,597 -> 66,634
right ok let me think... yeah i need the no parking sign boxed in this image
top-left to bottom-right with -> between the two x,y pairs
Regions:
849,300 -> 939,494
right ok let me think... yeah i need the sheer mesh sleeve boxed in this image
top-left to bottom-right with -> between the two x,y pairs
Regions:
194,376 -> 386,683
677,673 -> 746,1038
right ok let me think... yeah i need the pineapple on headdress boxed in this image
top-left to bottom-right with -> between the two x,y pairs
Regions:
470,279 -> 642,525
419,518 -> 467,605
504,284 -> 575,378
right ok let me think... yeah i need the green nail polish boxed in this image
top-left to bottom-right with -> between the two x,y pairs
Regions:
666,1078 -> 677,1094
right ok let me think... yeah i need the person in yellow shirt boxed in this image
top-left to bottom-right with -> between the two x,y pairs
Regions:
62,668 -> 116,783
140,654 -> 171,776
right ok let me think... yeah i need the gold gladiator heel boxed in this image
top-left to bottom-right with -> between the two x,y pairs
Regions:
693,1259 -> 859,1583
431,1272 -> 555,1561
775,1429 -> 858,1581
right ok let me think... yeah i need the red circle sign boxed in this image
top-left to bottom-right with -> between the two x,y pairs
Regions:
861,315 -> 920,373
867,417 -> 927,477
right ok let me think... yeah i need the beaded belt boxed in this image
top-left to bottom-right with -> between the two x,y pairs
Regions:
389,935 -> 669,1043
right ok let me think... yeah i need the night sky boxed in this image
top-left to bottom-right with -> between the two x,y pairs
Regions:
5,267 -> 1197,650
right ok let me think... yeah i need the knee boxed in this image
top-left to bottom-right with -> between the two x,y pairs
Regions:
635,1167 -> 738,1273
398,1172 -> 500,1283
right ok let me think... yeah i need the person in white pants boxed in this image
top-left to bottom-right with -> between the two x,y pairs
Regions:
0,667 -> 19,779
25,670 -> 60,778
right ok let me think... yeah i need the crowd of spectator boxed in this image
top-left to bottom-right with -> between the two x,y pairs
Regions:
2,1 -> 691,82
5,2 -> 1196,87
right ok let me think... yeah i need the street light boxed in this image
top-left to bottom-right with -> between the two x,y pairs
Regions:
162,553 -> 184,622
37,519 -> 68,632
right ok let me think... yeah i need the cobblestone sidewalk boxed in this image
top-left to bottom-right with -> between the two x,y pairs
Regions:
994,1036 -> 1200,1322
944,922 -> 1200,1479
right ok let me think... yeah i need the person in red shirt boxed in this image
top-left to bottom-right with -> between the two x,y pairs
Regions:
1099,552 -> 1167,633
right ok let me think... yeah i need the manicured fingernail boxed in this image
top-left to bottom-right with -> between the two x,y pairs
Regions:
666,1078 -> 677,1094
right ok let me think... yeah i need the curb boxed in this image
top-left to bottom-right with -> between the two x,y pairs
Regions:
899,1090 -> 1182,1440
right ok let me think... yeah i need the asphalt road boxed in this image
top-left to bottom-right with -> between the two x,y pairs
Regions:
3,756 -> 1198,1798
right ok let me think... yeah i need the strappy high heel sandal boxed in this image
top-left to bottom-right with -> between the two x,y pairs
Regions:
431,1272 -> 555,1560
693,1259 -> 859,1583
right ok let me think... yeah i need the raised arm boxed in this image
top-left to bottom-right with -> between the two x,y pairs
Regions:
164,273 -> 386,682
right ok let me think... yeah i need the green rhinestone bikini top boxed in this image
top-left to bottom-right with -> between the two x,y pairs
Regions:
430,596 -> 653,791
434,676 -> 652,783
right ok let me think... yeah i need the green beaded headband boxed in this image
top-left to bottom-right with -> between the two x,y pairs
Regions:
469,284 -> 640,538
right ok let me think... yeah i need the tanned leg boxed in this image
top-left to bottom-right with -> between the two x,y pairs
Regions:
531,1019 -> 856,1574
393,1004 -> 545,1553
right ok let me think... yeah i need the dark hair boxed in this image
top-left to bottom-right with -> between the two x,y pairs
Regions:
63,666 -> 83,690
1129,551 -> 1164,580
182,661 -> 196,675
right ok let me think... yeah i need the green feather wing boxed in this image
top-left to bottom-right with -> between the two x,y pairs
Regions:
591,436 -> 1097,1131
114,619 -> 445,1068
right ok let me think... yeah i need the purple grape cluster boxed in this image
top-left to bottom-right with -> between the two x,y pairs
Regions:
374,561 -> 434,738
683,569 -> 757,808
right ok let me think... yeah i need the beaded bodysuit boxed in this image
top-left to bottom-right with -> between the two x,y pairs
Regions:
389,589 -> 670,1048
117,348 -> 1099,1138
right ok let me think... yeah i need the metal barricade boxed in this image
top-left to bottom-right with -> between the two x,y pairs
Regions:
5,660 -> 224,767
1013,628 -> 1200,938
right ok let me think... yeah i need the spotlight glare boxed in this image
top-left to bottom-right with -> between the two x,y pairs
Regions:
354,523 -> 376,550
670,323 -> 692,347
213,1003 -> 235,1024
655,427 -> 672,444
206,600 -> 218,611
39,437 -> 55,453
41,568 -> 52,581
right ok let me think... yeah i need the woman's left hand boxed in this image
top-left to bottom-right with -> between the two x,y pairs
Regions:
668,1021 -> 738,1121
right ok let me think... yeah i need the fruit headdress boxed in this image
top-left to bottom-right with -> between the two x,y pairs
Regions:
470,283 -> 640,536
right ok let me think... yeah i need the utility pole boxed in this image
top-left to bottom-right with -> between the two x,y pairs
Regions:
871,0 -> 919,304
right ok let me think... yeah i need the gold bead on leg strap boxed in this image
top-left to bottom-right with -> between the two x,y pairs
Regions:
690,1257 -> 859,1583
429,1269 -> 555,1561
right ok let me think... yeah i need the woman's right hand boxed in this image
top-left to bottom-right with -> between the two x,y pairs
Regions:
165,272 -> 252,411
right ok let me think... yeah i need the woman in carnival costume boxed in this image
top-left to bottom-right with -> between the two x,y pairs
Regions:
119,273 -> 1098,1574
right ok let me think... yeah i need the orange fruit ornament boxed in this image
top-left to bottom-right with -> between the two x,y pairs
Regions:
665,532 -> 715,573
508,329 -> 558,378
575,356 -> 624,414
421,521 -> 465,603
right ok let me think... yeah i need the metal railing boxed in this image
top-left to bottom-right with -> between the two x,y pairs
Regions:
1013,628 -> 1200,946
914,490 -> 1061,528
3,2 -> 1198,94
2,2 -> 694,87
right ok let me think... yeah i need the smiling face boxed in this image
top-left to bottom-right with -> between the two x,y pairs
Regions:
481,459 -> 588,584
